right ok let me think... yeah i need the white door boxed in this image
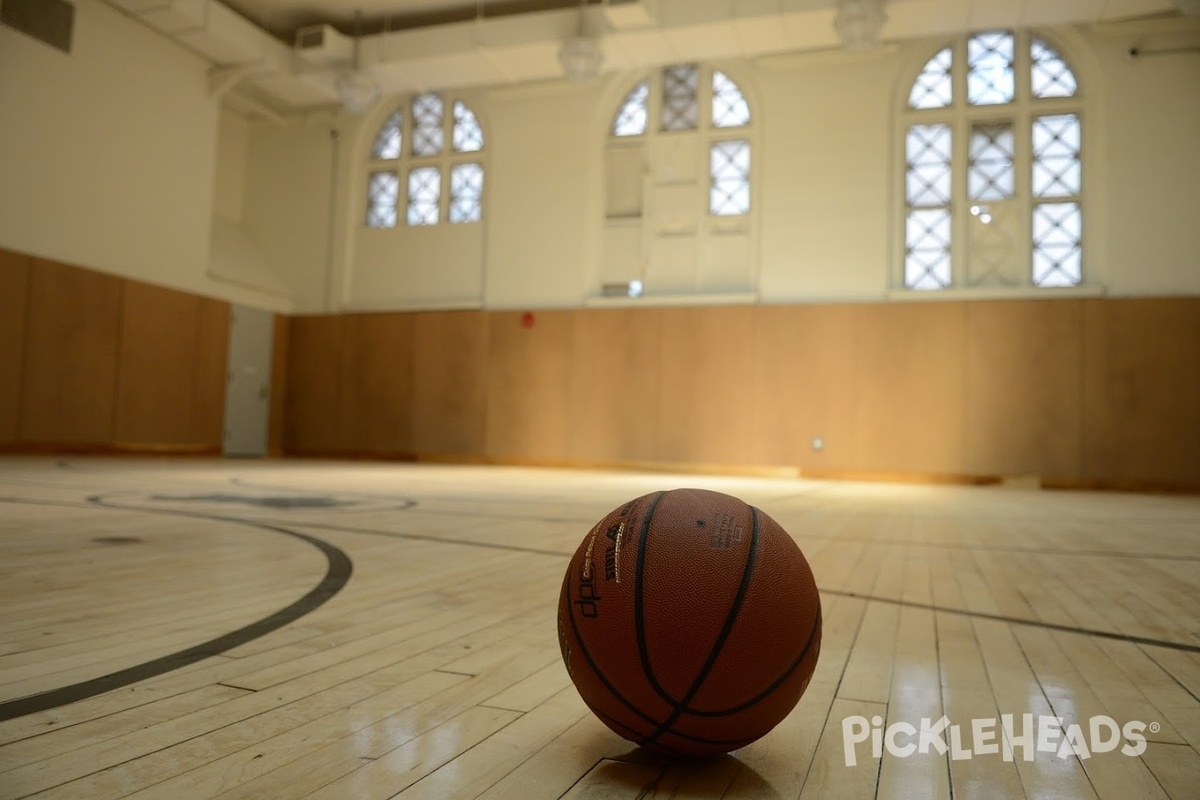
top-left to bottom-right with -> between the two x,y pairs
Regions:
223,305 -> 274,457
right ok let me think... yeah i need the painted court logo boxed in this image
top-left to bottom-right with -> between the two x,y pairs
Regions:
842,714 -> 1152,766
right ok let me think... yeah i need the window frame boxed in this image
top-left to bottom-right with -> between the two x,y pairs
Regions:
607,63 -> 757,220
895,29 -> 1096,295
363,93 -> 486,229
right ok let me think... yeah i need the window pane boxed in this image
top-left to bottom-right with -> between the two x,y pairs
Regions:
372,110 -> 402,160
1033,114 -> 1081,197
407,166 -> 440,225
906,124 -> 952,206
613,80 -> 649,137
968,122 -> 1014,201
449,162 -> 483,223
968,31 -> 1014,105
908,47 -> 953,109
366,171 -> 398,228
411,93 -> 444,156
1032,37 -> 1078,99
712,70 -> 750,128
453,101 -> 483,153
1033,202 -> 1082,286
661,64 -> 699,132
906,208 -> 952,289
710,140 -> 750,215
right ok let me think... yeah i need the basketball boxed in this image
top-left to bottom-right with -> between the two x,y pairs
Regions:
557,488 -> 822,757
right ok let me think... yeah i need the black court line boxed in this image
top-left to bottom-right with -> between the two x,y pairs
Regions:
4,490 -> 1198,725
788,533 -> 1200,562
822,589 -> 1200,654
0,496 -> 353,722
262,519 -> 572,558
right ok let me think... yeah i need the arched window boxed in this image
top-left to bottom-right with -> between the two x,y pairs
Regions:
603,65 -> 756,296
901,31 -> 1084,290
365,94 -> 484,228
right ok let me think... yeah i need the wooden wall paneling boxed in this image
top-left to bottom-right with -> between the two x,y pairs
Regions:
410,310 -> 488,457
962,299 -> 1084,480
1082,298 -> 1200,485
113,281 -> 199,446
269,313 -> 289,455
189,298 -> 230,448
752,304 -> 858,470
0,249 -> 30,443
485,310 -> 573,461
566,307 -> 661,464
852,302 -> 968,475
655,305 -> 757,465
284,315 -> 346,453
337,313 -> 414,455
19,259 -> 123,445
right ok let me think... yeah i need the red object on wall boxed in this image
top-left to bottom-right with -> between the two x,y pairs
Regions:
521,311 -> 535,329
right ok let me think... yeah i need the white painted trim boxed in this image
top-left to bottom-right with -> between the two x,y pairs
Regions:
884,284 -> 1107,302
339,297 -> 485,312
583,292 -> 759,308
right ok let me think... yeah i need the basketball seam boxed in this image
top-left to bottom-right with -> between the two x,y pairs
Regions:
682,512 -> 823,717
633,490 -> 678,708
565,582 -> 763,747
578,699 -> 687,757
583,698 -> 761,753
641,503 -> 761,746
685,596 -> 821,717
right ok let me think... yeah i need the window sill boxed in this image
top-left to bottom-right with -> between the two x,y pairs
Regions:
583,292 -> 758,308
884,284 -> 1107,302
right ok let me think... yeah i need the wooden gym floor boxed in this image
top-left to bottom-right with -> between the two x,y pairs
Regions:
0,457 -> 1197,799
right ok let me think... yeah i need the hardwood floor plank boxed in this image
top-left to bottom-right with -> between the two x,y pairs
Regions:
1,458 -> 1198,799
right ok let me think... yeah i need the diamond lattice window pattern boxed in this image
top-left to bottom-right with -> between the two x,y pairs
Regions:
366,171 -> 398,228
1033,202 -> 1082,286
449,163 -> 483,223
712,71 -> 750,128
372,111 -> 403,160
906,124 -> 952,207
661,64 -> 699,131
613,80 -> 649,137
968,31 -> 1015,106
1033,114 -> 1081,198
453,101 -> 483,153
412,93 -> 444,157
909,47 -> 953,109
710,140 -> 750,215
1031,38 -> 1078,99
906,209 -> 952,289
969,123 -> 1015,201
407,166 -> 440,225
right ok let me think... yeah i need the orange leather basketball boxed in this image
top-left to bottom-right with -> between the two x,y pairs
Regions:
557,488 -> 822,757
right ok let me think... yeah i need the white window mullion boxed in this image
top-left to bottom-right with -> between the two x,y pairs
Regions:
951,117 -> 969,288
901,29 -> 1084,292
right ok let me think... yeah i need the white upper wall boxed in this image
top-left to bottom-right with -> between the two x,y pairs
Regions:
0,0 -> 287,310
214,110 -> 249,223
1092,30 -> 1200,295
289,20 -> 1197,313
756,48 -> 897,302
3,4 -> 1196,313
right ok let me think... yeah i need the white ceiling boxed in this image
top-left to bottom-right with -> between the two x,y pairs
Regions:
220,0 -> 1192,39
222,0 -> 582,39
103,0 -> 1196,120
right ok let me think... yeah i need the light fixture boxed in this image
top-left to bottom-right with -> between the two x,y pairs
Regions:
834,0 -> 887,51
336,10 -> 380,114
558,0 -> 603,83
335,71 -> 380,115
